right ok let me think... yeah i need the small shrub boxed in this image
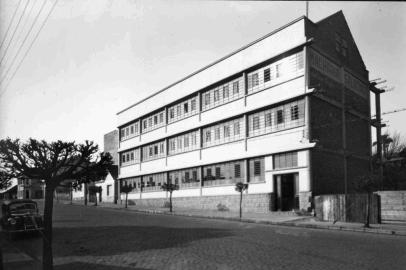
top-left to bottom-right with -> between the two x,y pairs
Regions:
163,201 -> 171,208
217,203 -> 229,212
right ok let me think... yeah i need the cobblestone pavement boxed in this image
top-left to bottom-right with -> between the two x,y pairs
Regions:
2,202 -> 406,270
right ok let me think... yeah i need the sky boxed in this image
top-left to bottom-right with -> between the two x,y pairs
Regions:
0,0 -> 405,150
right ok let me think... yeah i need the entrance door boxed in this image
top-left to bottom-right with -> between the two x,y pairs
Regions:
274,173 -> 299,211
25,190 -> 30,199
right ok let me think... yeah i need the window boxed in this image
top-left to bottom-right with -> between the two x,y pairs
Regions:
184,102 -> 188,113
125,127 -> 129,136
207,168 -> 212,177
170,108 -> 174,119
233,81 -> 239,94
224,126 -> 230,137
154,115 -> 158,125
160,143 -> 164,153
122,155 -> 126,163
205,131 -> 211,142
130,152 -> 134,160
214,90 -> 219,102
192,133 -> 197,145
154,146 -> 158,155
192,170 -> 197,181
126,153 -> 130,161
277,109 -> 284,124
335,33 -> 341,52
176,105 -> 181,116
215,167 -> 221,178
264,68 -> 270,82
191,99 -> 196,111
148,118 -> 152,127
342,39 -> 348,57
291,105 -> 299,120
120,129 -> 125,138
249,73 -> 259,88
135,123 -> 138,133
170,140 -> 175,151
253,116 -> 260,130
185,172 -> 190,181
149,147 -> 153,156
184,136 -> 189,147
265,112 -> 272,127
130,125 -> 134,134
159,113 -> 164,123
223,85 -> 229,99
234,164 -> 241,178
234,122 -> 240,135
254,161 -> 261,176
274,152 -> 298,169
215,128 -> 220,140
275,64 -> 282,78
177,138 -> 182,149
107,185 -> 111,196
205,93 -> 210,105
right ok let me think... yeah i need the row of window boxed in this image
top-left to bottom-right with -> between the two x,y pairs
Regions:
168,95 -> 199,123
168,130 -> 200,155
247,51 -> 304,94
273,152 -> 298,169
120,158 -> 265,191
202,117 -> 244,148
248,99 -> 305,137
120,51 -> 304,142
120,99 -> 305,165
120,122 -> 140,141
142,141 -> 166,162
202,77 -> 244,111
121,149 -> 140,166
335,33 -> 348,58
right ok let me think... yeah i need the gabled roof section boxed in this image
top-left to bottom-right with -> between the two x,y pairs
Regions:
307,10 -> 368,79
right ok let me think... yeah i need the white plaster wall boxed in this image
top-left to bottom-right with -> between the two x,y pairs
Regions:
117,19 -> 306,126
119,164 -> 141,178
119,136 -> 139,152
139,158 -> 166,175
201,141 -> 245,164
96,173 -> 115,203
247,182 -> 272,194
166,114 -> 200,138
166,151 -> 200,171
202,185 -> 238,196
245,77 -> 304,112
126,192 -> 141,200
141,191 -> 167,199
172,188 -> 200,198
200,99 -> 245,126
246,127 -> 307,157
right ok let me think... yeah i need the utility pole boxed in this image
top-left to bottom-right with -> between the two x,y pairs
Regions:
370,81 -> 385,188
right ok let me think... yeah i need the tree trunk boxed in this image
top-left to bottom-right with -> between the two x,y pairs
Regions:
43,184 -> 55,270
95,192 -> 98,206
365,193 -> 371,228
169,191 -> 173,213
84,183 -> 88,206
239,192 -> 242,219
70,185 -> 73,205
125,193 -> 128,209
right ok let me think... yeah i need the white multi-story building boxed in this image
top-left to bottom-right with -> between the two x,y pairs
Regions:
116,11 -> 371,212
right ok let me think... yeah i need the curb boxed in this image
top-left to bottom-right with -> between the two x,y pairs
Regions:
61,202 -> 406,236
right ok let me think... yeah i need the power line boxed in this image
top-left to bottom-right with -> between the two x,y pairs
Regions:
0,0 -> 31,66
0,0 -> 56,96
0,0 -> 58,98
0,0 -> 47,85
1,0 -> 37,69
0,0 -> 23,51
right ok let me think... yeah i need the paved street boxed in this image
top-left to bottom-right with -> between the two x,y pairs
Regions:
2,202 -> 406,270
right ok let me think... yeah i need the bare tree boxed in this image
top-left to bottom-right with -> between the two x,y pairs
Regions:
120,184 -> 134,208
0,138 -> 112,270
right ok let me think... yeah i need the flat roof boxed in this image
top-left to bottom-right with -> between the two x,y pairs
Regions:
117,15 -> 307,115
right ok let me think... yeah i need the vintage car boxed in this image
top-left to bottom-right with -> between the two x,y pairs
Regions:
0,199 -> 44,238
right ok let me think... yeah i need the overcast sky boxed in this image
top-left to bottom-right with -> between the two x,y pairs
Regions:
0,0 -> 405,149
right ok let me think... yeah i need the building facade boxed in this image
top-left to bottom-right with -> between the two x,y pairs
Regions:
116,11 -> 371,212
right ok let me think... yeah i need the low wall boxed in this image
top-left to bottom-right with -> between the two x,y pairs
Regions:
130,193 -> 275,213
314,194 -> 380,224
377,191 -> 406,223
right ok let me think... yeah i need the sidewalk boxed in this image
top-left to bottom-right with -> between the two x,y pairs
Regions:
67,200 -> 406,236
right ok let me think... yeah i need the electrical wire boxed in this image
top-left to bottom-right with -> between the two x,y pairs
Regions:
0,0 -> 58,97
0,0 -> 23,51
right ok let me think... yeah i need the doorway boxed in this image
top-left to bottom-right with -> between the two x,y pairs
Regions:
274,173 -> 299,211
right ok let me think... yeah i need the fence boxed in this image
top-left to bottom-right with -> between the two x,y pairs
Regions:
314,194 -> 380,224
376,191 -> 406,224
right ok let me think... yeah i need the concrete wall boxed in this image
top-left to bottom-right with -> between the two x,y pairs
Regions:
104,130 -> 119,165
130,193 -> 275,213
377,191 -> 406,224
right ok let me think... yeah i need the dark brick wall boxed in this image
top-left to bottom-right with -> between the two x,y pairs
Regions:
104,130 -> 118,165
131,193 -> 275,213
